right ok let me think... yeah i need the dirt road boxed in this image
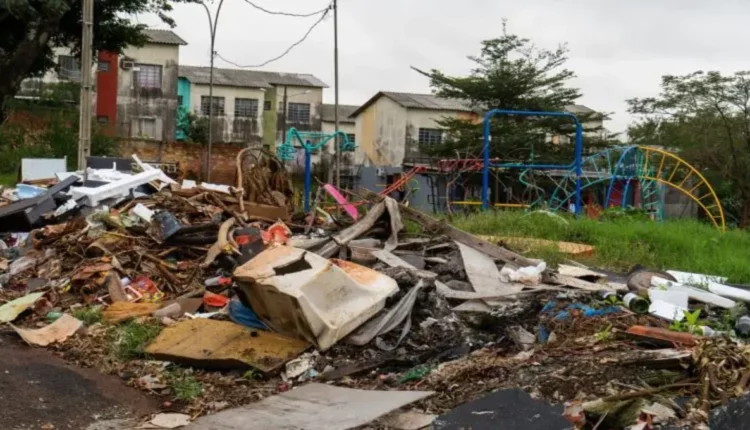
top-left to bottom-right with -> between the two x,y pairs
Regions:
0,334 -> 157,430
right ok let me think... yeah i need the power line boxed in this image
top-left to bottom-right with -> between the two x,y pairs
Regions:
216,7 -> 330,68
242,0 -> 330,17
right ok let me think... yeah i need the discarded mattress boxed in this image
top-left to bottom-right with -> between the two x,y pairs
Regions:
234,245 -> 399,351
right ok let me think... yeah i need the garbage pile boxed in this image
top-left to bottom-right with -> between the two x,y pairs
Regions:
3,153 -> 750,429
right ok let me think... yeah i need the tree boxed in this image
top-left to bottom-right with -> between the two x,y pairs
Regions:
414,22 -> 610,162
627,71 -> 750,226
0,0 -> 191,117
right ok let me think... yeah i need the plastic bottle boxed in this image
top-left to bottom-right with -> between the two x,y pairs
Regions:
623,292 -> 649,314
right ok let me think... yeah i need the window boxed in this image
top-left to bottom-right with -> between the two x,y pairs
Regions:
287,102 -> 310,123
201,96 -> 225,116
418,128 -> 443,146
177,95 -> 184,106
264,100 -> 272,111
346,133 -> 356,145
97,61 -> 110,72
134,117 -> 157,139
58,55 -> 80,81
97,115 -> 109,123
135,64 -> 162,89
234,98 -> 259,118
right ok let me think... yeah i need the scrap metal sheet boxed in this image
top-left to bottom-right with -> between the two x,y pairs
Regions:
456,241 -> 523,305
144,319 -> 309,372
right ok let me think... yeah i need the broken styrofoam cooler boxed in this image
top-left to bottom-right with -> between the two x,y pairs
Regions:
233,245 -> 399,351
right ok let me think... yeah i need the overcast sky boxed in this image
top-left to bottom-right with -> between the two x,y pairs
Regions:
137,0 -> 750,135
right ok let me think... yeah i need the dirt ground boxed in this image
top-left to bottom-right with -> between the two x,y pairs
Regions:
0,334 -> 157,430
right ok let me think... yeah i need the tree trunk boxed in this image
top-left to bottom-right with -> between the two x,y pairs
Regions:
741,198 -> 750,229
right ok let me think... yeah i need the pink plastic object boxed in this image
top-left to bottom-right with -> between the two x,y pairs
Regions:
323,184 -> 358,221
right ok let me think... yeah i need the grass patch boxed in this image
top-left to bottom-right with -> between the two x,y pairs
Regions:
450,209 -> 750,283
71,306 -> 103,326
165,369 -> 203,401
108,319 -> 163,360
0,172 -> 17,187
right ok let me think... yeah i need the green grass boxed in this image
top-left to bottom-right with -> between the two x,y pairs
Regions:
108,319 -> 163,360
71,306 -> 103,326
165,369 -> 203,401
0,173 -> 17,187
449,209 -> 750,283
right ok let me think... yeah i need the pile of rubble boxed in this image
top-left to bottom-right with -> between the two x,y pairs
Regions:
2,152 -> 750,429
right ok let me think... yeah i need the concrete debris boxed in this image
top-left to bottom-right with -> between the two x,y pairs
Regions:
149,413 -> 191,428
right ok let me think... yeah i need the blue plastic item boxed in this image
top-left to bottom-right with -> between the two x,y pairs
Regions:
228,298 -> 268,330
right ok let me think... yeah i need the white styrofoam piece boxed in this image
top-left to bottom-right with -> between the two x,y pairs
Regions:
667,270 -> 727,286
87,167 -> 132,182
21,158 -> 67,181
708,281 -> 750,303
199,182 -> 232,194
181,179 -> 197,190
648,289 -> 689,309
131,203 -> 154,223
71,170 -> 160,206
649,300 -> 687,322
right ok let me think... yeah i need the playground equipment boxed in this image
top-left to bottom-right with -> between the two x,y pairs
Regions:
276,128 -> 355,212
481,109 -> 584,213
545,145 -> 725,230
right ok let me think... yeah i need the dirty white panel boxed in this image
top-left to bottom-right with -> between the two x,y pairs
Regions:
21,158 -> 67,181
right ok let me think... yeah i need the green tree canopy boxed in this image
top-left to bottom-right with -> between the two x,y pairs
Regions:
627,71 -> 750,226
0,0 -> 191,116
415,23 -> 612,162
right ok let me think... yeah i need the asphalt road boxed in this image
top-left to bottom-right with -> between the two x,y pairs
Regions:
0,334 -> 157,430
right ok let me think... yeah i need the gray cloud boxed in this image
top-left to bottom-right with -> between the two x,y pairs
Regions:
138,0 -> 750,134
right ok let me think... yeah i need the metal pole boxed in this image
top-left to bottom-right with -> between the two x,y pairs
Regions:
77,0 -> 93,170
304,146 -> 312,212
202,0 -> 225,182
333,0 -> 341,188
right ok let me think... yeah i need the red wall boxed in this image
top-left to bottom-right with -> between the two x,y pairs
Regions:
96,51 -> 118,134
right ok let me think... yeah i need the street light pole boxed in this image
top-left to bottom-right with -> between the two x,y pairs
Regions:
333,0 -> 340,188
77,0 -> 93,170
200,0 -> 225,182
282,85 -> 287,141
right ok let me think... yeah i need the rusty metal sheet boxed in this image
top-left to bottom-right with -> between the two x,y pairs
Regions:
144,319 -> 309,372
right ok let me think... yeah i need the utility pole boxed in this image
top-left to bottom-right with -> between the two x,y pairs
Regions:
282,85 -> 288,140
200,0 -> 225,182
333,0 -> 341,188
77,0 -> 93,170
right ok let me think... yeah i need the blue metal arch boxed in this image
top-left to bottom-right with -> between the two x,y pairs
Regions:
482,109 -> 583,214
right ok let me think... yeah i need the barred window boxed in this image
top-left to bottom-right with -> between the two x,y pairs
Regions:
287,102 -> 310,123
234,98 -> 259,118
264,100 -> 272,111
346,133 -> 356,145
201,96 -> 225,116
136,64 -> 162,89
418,128 -> 443,146
58,55 -> 81,81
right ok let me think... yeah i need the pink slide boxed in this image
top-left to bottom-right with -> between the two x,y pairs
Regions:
323,184 -> 359,221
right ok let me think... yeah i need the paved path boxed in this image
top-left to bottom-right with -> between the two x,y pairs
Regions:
0,334 -> 157,430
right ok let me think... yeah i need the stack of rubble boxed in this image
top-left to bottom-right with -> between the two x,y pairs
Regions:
3,152 -> 750,429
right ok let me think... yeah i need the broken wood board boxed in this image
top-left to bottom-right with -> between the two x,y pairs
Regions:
478,235 -> 595,257
144,318 -> 309,372
456,241 -> 523,306
548,273 -> 614,292
359,188 -> 538,267
12,314 -> 82,346
185,383 -> 433,430
103,302 -> 162,323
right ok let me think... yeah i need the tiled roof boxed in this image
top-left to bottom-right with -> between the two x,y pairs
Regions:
142,29 -> 187,46
320,104 -> 358,123
350,91 -> 474,118
179,66 -> 327,89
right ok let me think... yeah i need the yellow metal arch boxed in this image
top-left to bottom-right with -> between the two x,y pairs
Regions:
637,146 -> 725,231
